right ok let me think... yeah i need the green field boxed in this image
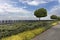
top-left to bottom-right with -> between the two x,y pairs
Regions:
0,21 -> 57,40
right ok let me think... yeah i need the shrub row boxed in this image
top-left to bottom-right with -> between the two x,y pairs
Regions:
0,21 -> 52,39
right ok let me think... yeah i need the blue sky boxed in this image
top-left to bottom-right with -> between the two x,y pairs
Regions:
0,0 -> 60,20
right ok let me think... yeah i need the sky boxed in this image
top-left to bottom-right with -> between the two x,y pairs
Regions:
0,0 -> 60,20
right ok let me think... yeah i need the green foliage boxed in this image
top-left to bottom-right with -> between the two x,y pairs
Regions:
34,8 -> 47,20
51,15 -> 57,20
57,17 -> 60,20
51,15 -> 60,21
0,21 -> 53,39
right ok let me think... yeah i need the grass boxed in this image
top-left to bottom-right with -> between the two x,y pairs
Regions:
1,27 -> 45,40
52,21 -> 58,26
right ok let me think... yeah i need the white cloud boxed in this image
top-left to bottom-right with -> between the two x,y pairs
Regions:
27,0 -> 47,6
0,0 -> 33,20
19,0 -> 47,6
19,0 -> 57,6
58,0 -> 60,3
0,2 -> 30,13
49,5 -> 60,16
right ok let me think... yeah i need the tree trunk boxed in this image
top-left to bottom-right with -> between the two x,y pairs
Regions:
39,18 -> 40,21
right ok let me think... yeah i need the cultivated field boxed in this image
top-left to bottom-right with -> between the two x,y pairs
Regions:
0,20 -> 57,40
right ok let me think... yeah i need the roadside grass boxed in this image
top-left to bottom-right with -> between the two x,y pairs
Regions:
1,27 -> 45,40
52,21 -> 58,26
52,22 -> 58,26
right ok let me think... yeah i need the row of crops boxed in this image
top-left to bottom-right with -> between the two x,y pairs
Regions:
0,21 -> 54,39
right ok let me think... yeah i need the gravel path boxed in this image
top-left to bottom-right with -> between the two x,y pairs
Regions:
32,22 -> 60,40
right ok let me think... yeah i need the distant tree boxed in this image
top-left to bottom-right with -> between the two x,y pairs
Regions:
57,17 -> 60,20
51,15 -> 57,20
34,8 -> 47,20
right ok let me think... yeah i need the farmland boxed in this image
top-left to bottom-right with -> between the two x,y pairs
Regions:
0,20 -> 57,40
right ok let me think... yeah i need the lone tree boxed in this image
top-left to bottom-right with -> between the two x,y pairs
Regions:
51,15 -> 57,20
34,8 -> 47,20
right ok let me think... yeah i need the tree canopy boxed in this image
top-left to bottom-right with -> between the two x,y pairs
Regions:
34,8 -> 47,20
51,15 -> 58,20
